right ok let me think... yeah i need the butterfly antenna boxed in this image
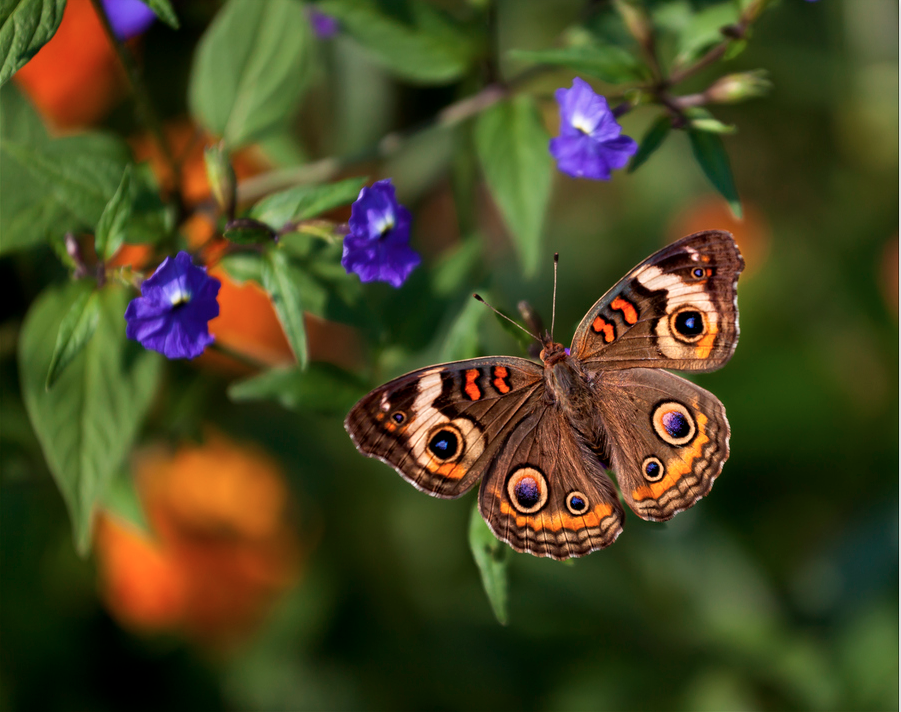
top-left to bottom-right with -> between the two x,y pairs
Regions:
550,253 -> 559,342
473,294 -> 543,345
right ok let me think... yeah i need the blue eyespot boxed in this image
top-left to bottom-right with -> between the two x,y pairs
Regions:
661,411 -> 690,439
692,267 -> 705,278
566,492 -> 588,514
392,412 -> 405,424
674,310 -> 704,337
645,461 -> 660,478
428,430 -> 458,459
514,478 -> 540,508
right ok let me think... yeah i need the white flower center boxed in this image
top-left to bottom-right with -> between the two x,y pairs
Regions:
374,213 -> 395,236
571,113 -> 594,135
170,289 -> 192,306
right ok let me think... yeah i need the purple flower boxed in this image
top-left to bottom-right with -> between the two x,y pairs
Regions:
341,179 -> 421,288
125,252 -> 220,359
308,7 -> 339,38
549,77 -> 638,180
102,0 -> 157,40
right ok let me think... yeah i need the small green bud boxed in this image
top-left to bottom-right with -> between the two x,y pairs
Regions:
706,70 -> 772,104
203,143 -> 236,218
613,0 -> 654,51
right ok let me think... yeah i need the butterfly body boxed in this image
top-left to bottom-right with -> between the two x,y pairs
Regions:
346,231 -> 744,559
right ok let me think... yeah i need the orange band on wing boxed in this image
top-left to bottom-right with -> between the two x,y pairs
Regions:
464,369 -> 482,400
499,501 -> 614,531
492,366 -> 511,394
611,297 -> 638,324
694,322 -> 718,359
632,413 -> 710,501
591,316 -> 615,343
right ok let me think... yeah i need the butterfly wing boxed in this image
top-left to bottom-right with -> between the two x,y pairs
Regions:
592,368 -> 730,521
570,230 -> 744,372
478,404 -> 625,559
345,357 -> 544,498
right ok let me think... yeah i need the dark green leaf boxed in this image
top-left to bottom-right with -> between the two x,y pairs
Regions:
189,0 -> 313,148
143,0 -> 179,29
261,248 -> 307,368
469,503 -> 509,625
629,114 -> 671,173
224,218 -> 276,245
509,45 -> 645,84
45,284 -> 101,390
0,114 -> 131,254
318,0 -> 473,84
94,165 -> 134,260
493,309 -> 534,354
19,283 -> 162,555
688,129 -> 742,218
249,177 -> 366,229
0,0 -> 66,87
475,96 -> 553,276
228,363 -> 366,415
432,237 -> 483,297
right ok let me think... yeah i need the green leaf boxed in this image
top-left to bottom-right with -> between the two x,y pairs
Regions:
143,0 -> 179,29
19,283 -> 162,555
318,0 -> 473,84
249,177 -> 365,229
628,114 -> 671,172
223,218 -> 276,245
469,503 -> 509,625
475,96 -> 553,276
674,2 -> 738,68
688,128 -> 742,218
45,285 -> 101,390
94,165 -> 134,260
261,248 -> 307,368
189,0 -> 312,148
218,251 -> 263,284
432,236 -> 483,297
102,468 -> 150,534
0,0 -> 66,87
509,45 -> 645,85
203,143 -> 236,215
125,162 -> 174,245
493,309 -> 533,354
228,363 -> 366,414
0,112 -> 131,254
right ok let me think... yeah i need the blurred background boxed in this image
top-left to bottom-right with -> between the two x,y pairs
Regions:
1,0 -> 897,710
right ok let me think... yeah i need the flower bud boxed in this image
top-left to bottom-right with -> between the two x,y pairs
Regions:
706,70 -> 772,104
613,0 -> 654,52
203,143 -> 236,218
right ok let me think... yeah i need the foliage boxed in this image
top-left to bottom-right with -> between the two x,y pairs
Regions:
0,0 -> 897,710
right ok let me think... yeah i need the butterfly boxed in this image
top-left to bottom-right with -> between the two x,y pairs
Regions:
345,231 -> 744,559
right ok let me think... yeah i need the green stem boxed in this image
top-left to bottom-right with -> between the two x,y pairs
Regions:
89,0 -> 180,192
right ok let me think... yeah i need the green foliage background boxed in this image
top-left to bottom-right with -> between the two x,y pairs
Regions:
1,0 -> 897,710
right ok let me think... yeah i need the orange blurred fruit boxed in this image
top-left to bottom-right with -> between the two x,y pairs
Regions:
14,0 -> 127,129
95,432 -> 303,647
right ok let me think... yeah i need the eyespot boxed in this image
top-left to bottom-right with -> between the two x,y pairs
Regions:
507,466 -> 549,514
692,267 -> 705,279
427,426 -> 462,461
669,308 -> 707,343
642,456 -> 665,482
651,401 -> 697,446
391,411 -> 406,424
565,491 -> 589,515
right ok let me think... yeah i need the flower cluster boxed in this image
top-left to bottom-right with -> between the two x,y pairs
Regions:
549,77 -> 637,180
341,179 -> 421,288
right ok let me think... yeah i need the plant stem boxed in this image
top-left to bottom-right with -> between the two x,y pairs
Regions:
236,66 -> 550,204
89,0 -> 180,191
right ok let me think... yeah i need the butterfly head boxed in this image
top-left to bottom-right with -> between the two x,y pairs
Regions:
539,340 -> 569,366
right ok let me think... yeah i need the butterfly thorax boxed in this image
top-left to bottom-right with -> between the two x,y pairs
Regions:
540,341 -> 595,421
